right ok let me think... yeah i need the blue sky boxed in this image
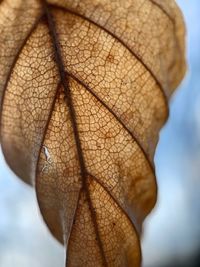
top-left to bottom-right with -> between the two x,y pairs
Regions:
0,1 -> 200,267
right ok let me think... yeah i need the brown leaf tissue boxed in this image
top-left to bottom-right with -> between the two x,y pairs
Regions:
0,0 -> 186,266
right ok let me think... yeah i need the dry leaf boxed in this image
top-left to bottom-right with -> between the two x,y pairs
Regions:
0,0 -> 186,266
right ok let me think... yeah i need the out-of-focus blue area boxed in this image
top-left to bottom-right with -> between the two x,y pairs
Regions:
0,1 -> 199,267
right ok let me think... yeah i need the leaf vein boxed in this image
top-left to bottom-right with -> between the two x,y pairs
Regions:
0,15 -> 43,130
88,172 -> 142,237
67,71 -> 155,176
49,4 -> 169,112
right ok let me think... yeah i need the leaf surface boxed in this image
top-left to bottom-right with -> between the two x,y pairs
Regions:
0,0 -> 186,266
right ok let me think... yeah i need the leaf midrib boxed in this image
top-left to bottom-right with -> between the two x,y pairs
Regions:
42,1 -> 108,266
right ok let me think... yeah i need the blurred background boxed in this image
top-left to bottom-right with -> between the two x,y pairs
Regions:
0,1 -> 200,266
